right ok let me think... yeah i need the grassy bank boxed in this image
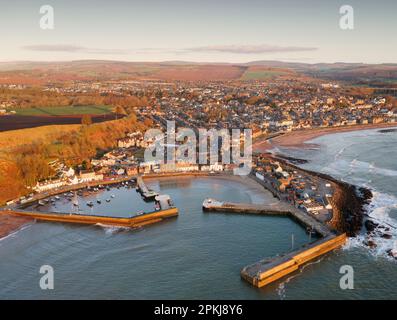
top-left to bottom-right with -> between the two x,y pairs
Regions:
0,114 -> 145,205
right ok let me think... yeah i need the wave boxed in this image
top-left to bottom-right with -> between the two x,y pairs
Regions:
334,143 -> 355,161
323,159 -> 397,182
344,190 -> 397,261
353,160 -> 397,177
94,223 -> 132,235
276,255 -> 327,299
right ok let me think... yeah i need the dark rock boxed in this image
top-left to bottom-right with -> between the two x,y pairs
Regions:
387,249 -> 397,259
381,233 -> 392,239
364,239 -> 377,248
365,219 -> 379,232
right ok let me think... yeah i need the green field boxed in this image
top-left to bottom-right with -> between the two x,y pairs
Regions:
15,105 -> 113,116
241,70 -> 286,80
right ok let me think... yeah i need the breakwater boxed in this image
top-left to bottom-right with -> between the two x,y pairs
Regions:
271,155 -> 372,236
3,207 -> 178,228
203,199 -> 331,237
241,234 -> 347,288
203,198 -> 345,288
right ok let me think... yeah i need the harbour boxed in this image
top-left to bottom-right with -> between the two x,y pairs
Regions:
0,175 -> 396,299
203,198 -> 345,287
1,175 -> 178,232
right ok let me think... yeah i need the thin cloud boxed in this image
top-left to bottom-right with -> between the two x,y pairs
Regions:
185,44 -> 317,54
22,44 -> 318,57
22,45 -> 129,55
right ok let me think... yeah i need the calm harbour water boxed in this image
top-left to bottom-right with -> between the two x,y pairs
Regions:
0,177 -> 311,299
1,128 -> 396,299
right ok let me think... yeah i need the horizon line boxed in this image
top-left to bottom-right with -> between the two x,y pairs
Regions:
0,59 -> 396,66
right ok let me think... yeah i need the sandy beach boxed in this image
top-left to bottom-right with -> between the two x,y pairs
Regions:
253,122 -> 397,153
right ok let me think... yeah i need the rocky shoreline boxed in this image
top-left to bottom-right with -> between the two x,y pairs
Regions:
272,155 -> 372,237
273,153 -> 397,259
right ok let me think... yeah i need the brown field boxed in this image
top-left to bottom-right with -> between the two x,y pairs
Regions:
0,114 -> 121,132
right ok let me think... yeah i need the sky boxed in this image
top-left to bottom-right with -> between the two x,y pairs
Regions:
0,0 -> 396,64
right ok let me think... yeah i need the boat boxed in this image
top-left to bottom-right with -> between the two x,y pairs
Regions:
106,199 -> 111,203
111,194 -> 115,198
55,196 -> 60,200
38,200 -> 46,206
97,199 -> 102,204
86,201 -> 94,207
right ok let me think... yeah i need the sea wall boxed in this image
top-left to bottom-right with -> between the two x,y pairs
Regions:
241,233 -> 347,288
272,156 -> 372,236
3,207 -> 179,228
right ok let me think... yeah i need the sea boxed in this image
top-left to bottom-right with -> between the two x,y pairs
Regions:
0,127 -> 396,299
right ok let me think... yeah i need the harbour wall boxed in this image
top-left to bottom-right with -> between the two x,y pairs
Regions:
241,234 -> 347,288
203,198 -> 346,288
3,207 -> 179,228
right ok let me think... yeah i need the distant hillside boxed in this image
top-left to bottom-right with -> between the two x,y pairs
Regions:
0,60 -> 396,84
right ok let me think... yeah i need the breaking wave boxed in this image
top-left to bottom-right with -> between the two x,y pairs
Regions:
350,160 -> 397,177
344,190 -> 397,261
277,256 -> 326,299
95,223 -> 132,235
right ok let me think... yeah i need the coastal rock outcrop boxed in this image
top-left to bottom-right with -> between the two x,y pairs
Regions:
273,156 -> 372,237
365,219 -> 379,232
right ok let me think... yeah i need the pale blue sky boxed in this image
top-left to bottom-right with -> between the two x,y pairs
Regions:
0,0 -> 395,63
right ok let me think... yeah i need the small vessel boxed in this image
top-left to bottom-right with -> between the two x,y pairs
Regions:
111,194 -> 115,198
106,199 -> 111,203
72,193 -> 79,207
38,200 -> 46,206
55,196 -> 60,200
86,201 -> 94,207
97,199 -> 102,204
